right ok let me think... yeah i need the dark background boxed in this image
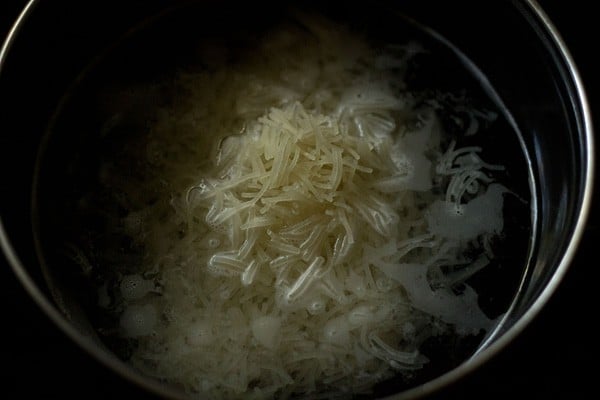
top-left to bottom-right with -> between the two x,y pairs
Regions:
1,1 -> 597,399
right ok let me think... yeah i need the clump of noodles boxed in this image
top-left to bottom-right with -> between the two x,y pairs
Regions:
82,14 -> 507,400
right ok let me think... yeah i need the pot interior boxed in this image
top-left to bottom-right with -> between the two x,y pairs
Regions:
0,1 -> 590,398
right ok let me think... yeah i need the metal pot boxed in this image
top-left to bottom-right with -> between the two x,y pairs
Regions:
0,0 -> 593,398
